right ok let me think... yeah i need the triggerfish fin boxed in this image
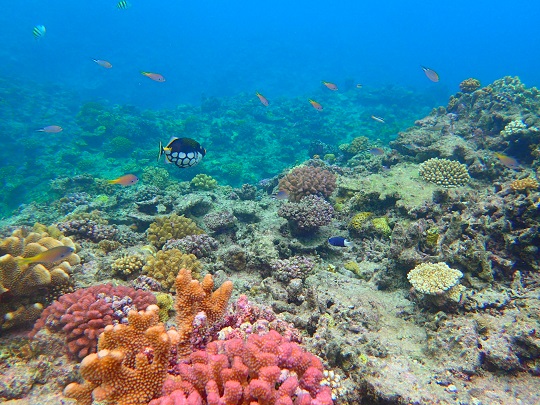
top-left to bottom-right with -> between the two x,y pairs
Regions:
93,59 -> 112,69
322,81 -> 338,91
421,66 -> 439,82
17,246 -> 74,265
309,99 -> 323,111
494,152 -> 520,170
108,174 -> 139,186
141,71 -> 166,82
36,125 -> 63,133
328,236 -> 353,247
256,92 -> 269,106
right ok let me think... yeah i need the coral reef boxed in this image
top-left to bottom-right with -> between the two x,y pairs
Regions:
459,78 -> 481,93
57,218 -> 118,242
30,284 -> 157,359
190,173 -> 218,190
509,177 -> 539,191
271,255 -> 315,283
147,214 -> 204,249
112,254 -> 145,277
278,166 -> 337,202
407,262 -> 465,305
419,158 -> 470,188
203,210 -> 238,233
278,195 -> 334,235
162,234 -> 219,259
143,249 -> 202,292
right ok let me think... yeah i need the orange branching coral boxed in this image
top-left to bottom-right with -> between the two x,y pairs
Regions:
174,268 -> 233,357
278,165 -> 337,202
63,305 -> 172,405
459,78 -> 481,93
510,177 -> 539,191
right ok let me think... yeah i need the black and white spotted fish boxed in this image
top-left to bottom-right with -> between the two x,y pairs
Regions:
158,137 -> 206,168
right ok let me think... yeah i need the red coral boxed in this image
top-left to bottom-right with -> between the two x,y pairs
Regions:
278,166 -> 336,202
29,284 -> 156,359
152,330 -> 333,405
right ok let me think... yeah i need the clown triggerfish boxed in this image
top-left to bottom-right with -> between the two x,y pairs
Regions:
158,137 -> 206,169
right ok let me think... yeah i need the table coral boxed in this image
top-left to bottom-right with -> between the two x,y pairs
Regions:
147,214 -> 204,249
143,249 -> 202,292
419,158 -> 470,188
30,284 -> 157,359
278,165 -> 337,202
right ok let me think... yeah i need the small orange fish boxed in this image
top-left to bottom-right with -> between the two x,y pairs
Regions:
494,152 -> 520,170
108,174 -> 139,186
93,59 -> 112,69
256,92 -> 269,106
421,66 -> 439,82
18,246 -> 74,265
37,125 -> 63,133
371,115 -> 385,124
309,99 -> 323,111
322,81 -> 338,91
141,71 -> 166,82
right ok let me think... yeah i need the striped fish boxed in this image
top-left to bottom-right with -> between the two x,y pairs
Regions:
116,0 -> 131,9
33,25 -> 46,40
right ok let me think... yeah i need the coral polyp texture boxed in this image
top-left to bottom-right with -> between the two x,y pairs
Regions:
419,158 -> 470,188
459,78 -> 481,93
162,234 -> 219,259
112,254 -> 145,276
509,177 -> 539,191
147,213 -> 204,249
190,173 -> 218,190
407,262 -> 465,303
278,195 -> 334,235
143,249 -> 202,292
29,284 -> 157,359
278,165 -> 337,202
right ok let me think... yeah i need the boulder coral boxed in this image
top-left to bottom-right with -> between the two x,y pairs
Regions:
278,165 -> 337,202
419,158 -> 470,188
278,195 -> 334,235
147,214 -> 204,249
143,249 -> 202,292
408,262 -> 465,305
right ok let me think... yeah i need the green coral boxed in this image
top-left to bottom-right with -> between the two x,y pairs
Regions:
343,261 -> 361,275
371,217 -> 391,237
191,174 -> 218,190
339,136 -> 369,155
142,167 -> 170,189
147,213 -> 204,249
104,136 -> 133,156
155,293 -> 174,322
348,212 -> 372,231
425,228 -> 439,248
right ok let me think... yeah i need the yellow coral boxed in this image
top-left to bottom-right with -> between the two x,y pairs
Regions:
147,213 -> 203,249
348,212 -> 372,231
407,262 -> 463,296
111,254 -> 145,276
343,261 -> 360,275
419,158 -> 470,188
143,249 -> 202,292
155,293 -> 174,322
2,303 -> 43,330
425,228 -> 439,248
339,136 -> 369,155
190,173 -> 218,190
510,177 -> 538,191
371,217 -> 391,237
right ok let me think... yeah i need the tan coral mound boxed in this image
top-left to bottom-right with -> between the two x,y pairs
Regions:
147,214 -> 203,249
278,165 -> 337,202
408,262 -> 464,303
510,177 -> 539,191
143,249 -> 202,292
112,254 -> 145,276
419,158 -> 470,188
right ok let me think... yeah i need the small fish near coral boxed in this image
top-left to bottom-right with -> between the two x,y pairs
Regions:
36,125 -> 62,133
494,152 -> 520,170
108,174 -> 139,186
309,99 -> 323,111
17,245 -> 74,265
158,137 -> 206,168
256,91 -> 269,106
421,66 -> 439,82
32,25 -> 46,40
369,147 -> 385,156
322,81 -> 338,91
93,59 -> 112,69
141,71 -> 166,82
273,190 -> 289,200
328,236 -> 353,247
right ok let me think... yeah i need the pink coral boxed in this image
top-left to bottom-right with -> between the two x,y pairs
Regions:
154,330 -> 333,405
30,284 -> 156,359
278,166 -> 336,202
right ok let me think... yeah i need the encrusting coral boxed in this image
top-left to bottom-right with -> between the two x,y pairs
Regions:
419,158 -> 470,188
143,249 -> 202,292
278,165 -> 337,202
147,213 -> 204,249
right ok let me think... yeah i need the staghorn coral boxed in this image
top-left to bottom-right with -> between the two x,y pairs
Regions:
143,249 -> 202,292
162,234 -> 219,259
190,173 -> 218,190
156,330 -> 333,405
63,305 -> 171,405
112,254 -> 145,277
407,262 -> 465,305
419,158 -> 470,188
278,165 -> 337,202
278,195 -> 334,235
30,284 -> 157,359
147,214 -> 203,249
509,177 -> 539,191
459,78 -> 481,93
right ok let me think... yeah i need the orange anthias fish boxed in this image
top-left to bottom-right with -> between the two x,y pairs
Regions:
256,92 -> 269,106
141,71 -> 166,82
108,174 -> 139,186
36,125 -> 63,133
494,152 -> 520,170
93,59 -> 112,69
421,66 -> 439,82
309,99 -> 323,111
18,246 -> 74,265
322,81 -> 338,91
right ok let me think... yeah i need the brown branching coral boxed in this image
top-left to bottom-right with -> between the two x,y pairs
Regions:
459,78 -> 481,93
419,158 -> 470,188
278,165 -> 337,202
147,214 -> 203,249
142,249 -> 202,292
510,177 -> 539,191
